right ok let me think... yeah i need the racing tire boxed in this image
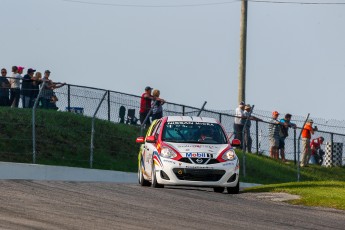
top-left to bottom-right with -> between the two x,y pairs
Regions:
226,180 -> 240,194
213,187 -> 225,193
151,163 -> 164,188
138,163 -> 151,187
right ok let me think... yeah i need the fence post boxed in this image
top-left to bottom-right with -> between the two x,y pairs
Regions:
90,91 -> 108,169
107,90 -> 110,122
32,81 -> 46,164
294,129 -> 297,165
219,113 -> 222,123
182,105 -> 185,116
67,84 -> 71,112
255,120 -> 259,154
331,133 -> 334,166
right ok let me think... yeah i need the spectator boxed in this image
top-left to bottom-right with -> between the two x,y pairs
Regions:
268,111 -> 285,159
31,71 -> 42,106
243,104 -> 262,153
151,89 -> 166,121
9,66 -> 22,108
310,136 -> 325,165
21,68 -> 36,108
0,68 -> 10,106
301,119 -> 318,167
234,101 -> 246,147
278,113 -> 297,162
40,70 -> 65,109
139,86 -> 153,126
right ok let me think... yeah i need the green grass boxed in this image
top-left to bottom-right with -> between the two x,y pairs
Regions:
237,151 -> 345,184
0,107 -> 142,171
244,181 -> 345,210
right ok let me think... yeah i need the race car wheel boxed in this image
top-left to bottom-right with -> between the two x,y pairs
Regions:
151,163 -> 164,188
138,162 -> 150,186
213,187 -> 225,193
226,180 -> 239,194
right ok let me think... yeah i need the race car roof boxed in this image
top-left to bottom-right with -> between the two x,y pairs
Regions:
166,116 -> 218,123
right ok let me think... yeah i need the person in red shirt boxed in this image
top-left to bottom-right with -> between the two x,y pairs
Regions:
310,136 -> 324,165
301,119 -> 318,167
139,86 -> 154,126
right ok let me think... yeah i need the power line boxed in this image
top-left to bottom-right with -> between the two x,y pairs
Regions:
60,0 -> 345,8
60,0 -> 239,7
248,0 -> 345,5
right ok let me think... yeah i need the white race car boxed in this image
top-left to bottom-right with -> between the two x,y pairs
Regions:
136,116 -> 241,194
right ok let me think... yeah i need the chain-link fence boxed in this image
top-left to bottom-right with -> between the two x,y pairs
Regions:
1,76 -> 344,174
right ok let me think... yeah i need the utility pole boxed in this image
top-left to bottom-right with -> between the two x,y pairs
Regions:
238,0 -> 248,104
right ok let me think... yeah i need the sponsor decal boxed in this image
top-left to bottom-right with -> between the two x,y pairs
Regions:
185,153 -> 213,158
177,144 -> 218,149
185,166 -> 214,169
163,159 -> 175,164
177,145 -> 201,148
166,122 -> 215,126
223,162 -> 235,166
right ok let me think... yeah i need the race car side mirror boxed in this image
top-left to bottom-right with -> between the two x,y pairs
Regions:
145,136 -> 156,143
136,137 -> 145,144
231,139 -> 241,147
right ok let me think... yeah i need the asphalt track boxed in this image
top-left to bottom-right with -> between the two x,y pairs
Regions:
0,180 -> 344,230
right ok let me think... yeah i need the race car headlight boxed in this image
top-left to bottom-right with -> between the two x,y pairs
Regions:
221,150 -> 237,161
160,146 -> 177,159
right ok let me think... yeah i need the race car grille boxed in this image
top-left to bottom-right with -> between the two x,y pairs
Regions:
207,159 -> 220,164
178,158 -> 220,165
179,158 -> 192,164
172,168 -> 225,182
190,158 -> 208,164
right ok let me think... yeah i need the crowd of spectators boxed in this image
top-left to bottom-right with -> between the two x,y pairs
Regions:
0,66 -> 65,109
139,86 -> 165,127
138,92 -> 325,167
233,101 -> 323,166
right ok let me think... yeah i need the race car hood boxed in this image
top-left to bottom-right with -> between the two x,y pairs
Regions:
166,143 -> 229,157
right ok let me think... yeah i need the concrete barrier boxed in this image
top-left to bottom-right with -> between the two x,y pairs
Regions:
0,162 -> 260,188
0,162 -> 137,183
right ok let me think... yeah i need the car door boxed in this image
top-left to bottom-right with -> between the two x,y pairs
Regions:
144,120 -> 162,178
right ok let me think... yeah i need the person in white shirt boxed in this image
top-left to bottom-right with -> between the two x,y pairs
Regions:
233,101 -> 246,147
9,66 -> 23,108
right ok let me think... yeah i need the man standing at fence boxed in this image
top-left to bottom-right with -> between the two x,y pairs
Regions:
310,136 -> 324,165
21,68 -> 36,108
279,113 -> 297,162
9,66 -> 22,108
268,111 -> 285,159
0,68 -> 10,106
243,104 -> 262,153
234,101 -> 246,147
301,119 -> 318,167
139,86 -> 153,127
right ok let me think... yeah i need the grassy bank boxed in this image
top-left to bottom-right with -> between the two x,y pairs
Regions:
1,106 -> 344,181
236,152 -> 345,184
244,181 -> 345,211
0,107 -> 141,171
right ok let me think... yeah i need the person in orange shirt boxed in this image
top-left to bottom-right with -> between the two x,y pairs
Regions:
301,119 -> 318,167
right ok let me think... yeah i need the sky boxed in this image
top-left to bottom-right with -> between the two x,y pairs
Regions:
1,0 -> 345,120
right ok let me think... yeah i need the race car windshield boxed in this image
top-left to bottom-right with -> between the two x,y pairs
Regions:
161,121 -> 227,144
